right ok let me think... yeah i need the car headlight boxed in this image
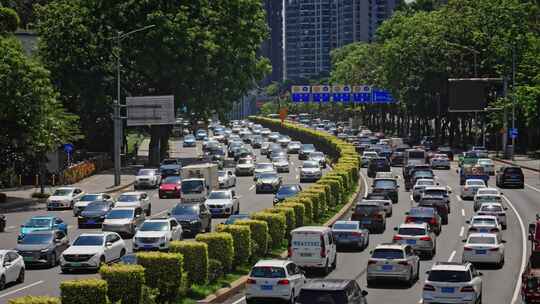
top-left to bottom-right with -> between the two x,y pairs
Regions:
41,248 -> 51,253
190,220 -> 199,224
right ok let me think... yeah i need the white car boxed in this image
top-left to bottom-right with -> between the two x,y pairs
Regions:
218,170 -> 236,188
477,158 -> 495,176
60,232 -> 126,273
235,158 -> 255,176
73,193 -> 114,216
431,154 -> 451,169
115,191 -> 151,216
466,215 -> 502,240
462,233 -> 505,267
287,141 -> 302,154
133,218 -> 183,251
476,187 -> 501,196
308,151 -> 327,168
271,156 -> 290,173
460,179 -> 486,200
367,243 -> 420,286
134,168 -> 161,189
361,151 -> 378,167
392,223 -> 437,258
299,161 -> 323,182
254,162 -> 276,180
245,260 -> 305,303
277,135 -> 291,147
0,250 -> 25,290
290,226 -> 337,274
47,187 -> 85,210
413,179 -> 437,201
473,193 -> 503,212
477,202 -> 507,229
422,262 -> 482,304
204,190 -> 240,217
102,207 -> 146,236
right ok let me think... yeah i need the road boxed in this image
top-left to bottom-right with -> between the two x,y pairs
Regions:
0,138 -> 328,302
223,161 -> 540,304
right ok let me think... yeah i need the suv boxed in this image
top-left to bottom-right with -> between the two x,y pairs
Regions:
296,279 -> 368,304
169,203 -> 212,236
422,262 -> 483,304
299,144 -> 316,160
245,260 -> 305,304
371,178 -> 399,204
405,207 -> 442,235
351,202 -> 386,233
393,223 -> 437,258
496,166 -> 524,188
419,187 -> 451,225
367,243 -> 420,286
367,157 -> 391,178
115,192 -> 151,216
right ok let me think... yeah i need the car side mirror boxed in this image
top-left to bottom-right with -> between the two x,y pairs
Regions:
106,242 -> 113,247
455,169 -> 459,173
466,220 -> 470,224
529,224 -> 536,235
393,227 -> 398,231
529,234 -> 534,241
478,272 -> 483,276
425,270 -> 430,274
504,207 -> 508,211
405,212 -> 409,215
501,240 -> 507,243
462,239 -> 467,243
361,290 -> 368,297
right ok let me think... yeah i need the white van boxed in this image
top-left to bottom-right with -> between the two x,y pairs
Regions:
289,226 -> 337,274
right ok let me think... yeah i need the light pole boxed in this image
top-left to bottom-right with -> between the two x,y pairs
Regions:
511,45 -> 516,160
112,24 -> 155,186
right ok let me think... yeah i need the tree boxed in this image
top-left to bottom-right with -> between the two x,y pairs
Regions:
0,6 -> 19,33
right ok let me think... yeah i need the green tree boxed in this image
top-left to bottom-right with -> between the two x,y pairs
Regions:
0,6 -> 19,32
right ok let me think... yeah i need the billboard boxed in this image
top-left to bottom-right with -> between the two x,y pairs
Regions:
126,95 -> 175,126
448,80 -> 488,112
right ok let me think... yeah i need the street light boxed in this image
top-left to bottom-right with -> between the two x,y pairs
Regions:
112,24 -> 155,186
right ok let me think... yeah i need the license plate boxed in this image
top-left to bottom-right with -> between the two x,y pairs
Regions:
70,262 -> 81,267
361,220 -> 372,224
480,229 -> 488,233
406,239 -> 417,245
87,220 -> 96,224
476,250 -> 486,254
143,245 -> 154,248
261,285 -> 273,290
382,265 -> 393,271
211,209 -> 221,213
23,256 -> 34,261
441,287 -> 455,293
300,253 -> 312,257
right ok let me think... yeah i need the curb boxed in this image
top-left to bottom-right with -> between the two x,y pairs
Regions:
103,181 -> 135,194
197,176 -> 365,304
493,158 -> 540,173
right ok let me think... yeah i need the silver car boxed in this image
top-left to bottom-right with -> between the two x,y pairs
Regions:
473,194 -> 502,212
134,168 -> 161,189
466,215 -> 502,240
102,207 -> 145,237
367,243 -> 420,286
477,203 -> 507,229
393,223 -> 437,258
271,156 -> 290,173
332,220 -> 370,250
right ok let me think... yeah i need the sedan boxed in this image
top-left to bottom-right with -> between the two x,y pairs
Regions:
218,170 -> 236,188
462,233 -> 505,268
73,193 -> 114,216
134,168 -> 161,190
255,172 -> 283,194
277,135 -> 291,147
77,201 -> 114,228
254,162 -> 276,181
477,203 -> 508,229
460,179 -> 486,200
273,184 -> 302,205
159,176 -> 182,199
430,154 -> 451,169
477,158 -> 495,176
299,144 -> 316,160
19,216 -> 68,241
183,134 -> 196,147
235,158 -> 255,176
0,250 -> 25,290
102,207 -> 146,237
332,220 -> 370,250
412,179 -> 437,202
393,223 -> 436,258
271,156 -> 290,173
169,203 -> 212,236
133,218 -> 183,252
287,141 -> 302,154
46,187 -> 85,210
204,190 -> 240,217
466,215 -> 502,240
308,151 -> 327,168
299,161 -> 323,182
16,230 -> 69,267
473,193 -> 502,212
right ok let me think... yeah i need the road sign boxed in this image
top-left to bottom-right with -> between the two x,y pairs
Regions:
126,95 -> 175,126
332,85 -> 351,102
63,143 -> 74,153
353,85 -> 372,103
311,85 -> 331,102
372,89 -> 394,104
509,128 -> 518,139
291,86 -> 311,102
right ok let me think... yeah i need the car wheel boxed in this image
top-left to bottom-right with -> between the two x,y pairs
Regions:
206,221 -> 212,233
323,260 -> 330,275
120,249 -> 126,259
415,262 -> 420,280
407,267 -> 414,286
332,254 -> 337,269
476,293 -> 482,304
366,278 -> 375,287
69,201 -> 74,209
0,275 -> 5,290
146,205 -> 151,216
16,268 -> 25,284
288,290 -> 295,304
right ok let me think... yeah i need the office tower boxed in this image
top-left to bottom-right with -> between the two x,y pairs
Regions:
261,0 -> 284,85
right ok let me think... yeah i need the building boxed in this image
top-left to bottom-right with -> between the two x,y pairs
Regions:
260,0 -> 284,85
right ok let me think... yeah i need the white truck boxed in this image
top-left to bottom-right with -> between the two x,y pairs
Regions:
181,163 -> 219,203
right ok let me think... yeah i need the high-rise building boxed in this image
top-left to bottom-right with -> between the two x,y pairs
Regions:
260,0 -> 284,85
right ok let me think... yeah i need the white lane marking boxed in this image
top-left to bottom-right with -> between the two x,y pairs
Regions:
461,209 -> 465,217
448,250 -> 456,262
68,225 -> 73,229
455,195 -> 463,202
526,183 -> 540,193
409,195 -> 413,202
295,175 -> 299,179
459,226 -> 464,237
360,172 -> 369,197
502,195 -> 527,304
153,209 -> 169,217
153,193 -> 159,199
418,299 -> 423,304
295,166 -> 299,173
231,296 -> 246,304
7,226 -> 15,230
249,185 -> 255,191
0,280 -> 44,298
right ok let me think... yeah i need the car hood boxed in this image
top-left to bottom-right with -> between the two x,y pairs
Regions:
135,231 -> 168,238
172,214 -> 199,222
160,183 -> 179,190
103,218 -> 132,225
48,195 -> 70,201
205,199 -> 233,205
63,246 -> 103,256
136,175 -> 154,180
80,210 -> 108,218
236,164 -> 253,168
16,243 -> 52,252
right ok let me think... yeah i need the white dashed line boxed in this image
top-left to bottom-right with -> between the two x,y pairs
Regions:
455,195 -> 463,202
231,296 -> 246,304
448,250 -> 456,262
526,183 -> 540,193
461,209 -> 465,217
295,175 -> 299,179
68,225 -> 73,229
249,185 -> 255,191
0,281 -> 44,298
459,226 -> 464,237
6,226 -> 15,230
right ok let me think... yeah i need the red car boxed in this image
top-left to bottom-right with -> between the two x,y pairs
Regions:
159,176 -> 182,199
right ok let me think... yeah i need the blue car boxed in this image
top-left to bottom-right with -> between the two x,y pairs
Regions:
19,216 -> 68,240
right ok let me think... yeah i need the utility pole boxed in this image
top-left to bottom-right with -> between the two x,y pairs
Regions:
511,45 -> 516,160
502,77 -> 508,158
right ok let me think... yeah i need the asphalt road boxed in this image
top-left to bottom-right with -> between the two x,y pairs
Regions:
223,161 -> 540,304
0,139 -> 328,302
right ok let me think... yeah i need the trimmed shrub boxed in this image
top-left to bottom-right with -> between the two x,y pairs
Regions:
196,232 -> 234,272
321,175 -> 345,203
216,224 -> 252,266
251,212 -> 286,249
8,297 -> 60,304
235,219 -> 269,257
60,278 -> 108,304
169,241 -> 209,284
208,259 -> 223,283
310,184 -> 332,209
100,263 -> 145,304
297,197 -> 314,224
280,201 -> 305,228
266,206 -> 295,239
318,178 -> 341,206
136,251 -> 184,303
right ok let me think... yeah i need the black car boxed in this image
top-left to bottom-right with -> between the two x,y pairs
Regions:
16,230 -> 69,267
390,151 -> 405,167
169,203 -> 212,236
296,279 -> 368,304
273,184 -> 303,205
496,166 -> 524,188
371,178 -> 399,204
77,201 -> 114,228
367,157 -> 391,178
160,164 -> 182,178
299,144 -> 316,160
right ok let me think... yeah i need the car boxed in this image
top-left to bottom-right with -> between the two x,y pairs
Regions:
19,216 -> 68,241
256,172 -> 283,194
466,215 -> 502,244
251,136 -> 264,148
228,141 -> 244,157
133,218 -> 183,251
437,146 -> 454,161
473,193 -> 503,212
273,184 -> 303,205
366,243 -> 420,286
183,134 -> 196,147
460,179 -> 486,200
46,187 -> 85,210
245,259 -> 305,304
476,187 -> 502,196
260,142 -> 272,155
115,191 -> 151,216
102,207 -> 146,237
393,223 -> 437,258
405,207 -> 442,235
254,162 -> 276,180
73,193 -> 114,216
289,226 -> 337,274
169,203 -> 212,236
218,170 -> 236,188
308,151 -> 327,168
60,232 -> 126,273
462,233 -> 506,267
431,154 -> 451,169
496,165 -> 524,188
477,202 -> 508,229
332,220 -> 370,250
235,158 -> 255,176
476,158 -> 495,176
269,149 -> 289,161
277,135 -> 292,147
16,230 -> 69,267
77,200 -> 114,228
413,179 -> 437,202
159,163 -> 182,178
195,129 -> 208,140
299,144 -> 316,160
134,168 -> 161,189
0,250 -> 25,290
361,151 -> 378,167
422,262 -> 482,304
268,132 -> 281,142
299,161 -> 323,182
158,175 -> 182,199
296,279 -> 368,304
367,157 -> 391,178
272,156 -> 290,173
419,186 -> 451,224
371,178 -> 399,204
287,141 -> 302,154
205,190 -> 240,217
390,151 -> 405,167
364,199 -> 392,217
260,128 -> 271,137
351,202 -> 386,233
224,213 -> 250,225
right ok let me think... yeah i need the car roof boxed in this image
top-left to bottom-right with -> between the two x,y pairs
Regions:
374,243 -> 406,250
479,202 -> 503,208
120,191 -> 144,195
431,262 -> 470,271
467,233 -> 498,239
292,226 -> 331,233
253,259 -> 290,268
301,279 -> 353,291
356,201 -> 381,206
398,223 -> 428,229
30,215 -> 55,219
423,186 -> 447,191
144,218 -> 171,222
24,230 -> 56,235
465,179 -> 485,183
334,220 -> 359,225
471,215 -> 497,220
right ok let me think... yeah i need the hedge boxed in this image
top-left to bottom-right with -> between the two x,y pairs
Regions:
169,241 -> 209,284
136,251 -> 184,303
216,224 -> 252,266
208,259 -> 223,283
266,206 -> 295,239
251,212 -> 286,249
296,197 -> 314,224
280,200 -> 305,228
195,232 -> 234,272
8,297 -> 60,304
309,184 -> 333,208
100,263 -> 145,304
235,219 -> 269,258
60,279 -> 108,304
317,179 -> 341,206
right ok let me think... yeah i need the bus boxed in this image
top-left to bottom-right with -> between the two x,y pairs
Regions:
404,148 -> 427,166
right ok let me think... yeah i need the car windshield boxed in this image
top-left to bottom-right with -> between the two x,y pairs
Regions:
355,205 -> 380,213
410,208 -> 435,216
303,162 -> 319,169
20,233 -> 53,244
468,236 -> 496,244
73,235 -> 104,246
238,159 -> 252,165
478,189 -> 498,195
374,180 -> 396,189
25,218 -> 52,227
185,135 -> 195,140
428,270 -> 471,282
480,205 -> 503,212
476,196 -> 500,202
139,222 -> 169,231
467,180 -> 485,186
84,202 -> 109,211
416,180 -> 434,186
302,144 -> 315,151
80,194 -> 100,201
505,167 -> 523,174
259,173 -> 278,179
478,159 -> 492,164
333,223 -> 358,230
117,195 -> 138,202
106,209 -> 134,219
372,249 -> 404,259
161,159 -> 177,165
182,180 -> 204,193
398,228 -> 427,236
472,218 -> 496,225
137,169 -> 155,176
218,171 -> 226,177
310,152 -> 324,158
256,164 -> 273,170
172,204 -> 198,215
424,190 -> 446,196
277,186 -> 299,195
208,191 -> 231,199
163,176 -> 180,183
53,189 -> 73,196
297,290 -> 347,304
250,266 -> 286,278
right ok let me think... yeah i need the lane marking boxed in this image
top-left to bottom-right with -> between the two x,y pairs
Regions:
153,209 -> 169,217
502,195 -> 527,304
526,183 -> 540,193
7,226 -> 15,230
455,195 -> 463,202
0,280 -> 44,298
459,226 -> 464,237
248,185 -> 255,191
231,296 -> 246,304
295,175 -> 299,179
461,209 -> 465,217
448,250 -> 456,262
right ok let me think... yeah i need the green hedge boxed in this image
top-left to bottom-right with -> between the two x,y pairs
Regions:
100,264 -> 145,304
8,297 -> 60,304
266,206 -> 295,239
280,201 -> 305,228
208,259 -> 223,283
235,219 -> 269,258
216,224 -> 252,266
170,241 -> 209,284
195,232 -> 234,272
136,251 -> 184,303
309,184 -> 333,208
317,179 -> 340,206
251,212 -> 286,249
297,197 -> 314,224
60,279 -> 108,304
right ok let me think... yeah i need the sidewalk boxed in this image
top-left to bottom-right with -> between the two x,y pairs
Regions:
491,154 -> 540,172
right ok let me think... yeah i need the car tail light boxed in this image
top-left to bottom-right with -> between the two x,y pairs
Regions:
351,232 -> 363,237
464,187 -> 469,191
287,247 -> 292,257
247,278 -> 256,284
488,248 -> 499,252
490,228 -> 499,233
423,284 -> 435,291
469,228 -> 477,231
430,218 -> 437,225
420,236 -> 431,241
320,235 -> 326,258
368,260 -> 377,265
398,261 -> 409,266
277,279 -> 290,285
460,286 -> 475,292
463,247 -> 473,251
405,216 -> 412,223
393,235 -> 403,241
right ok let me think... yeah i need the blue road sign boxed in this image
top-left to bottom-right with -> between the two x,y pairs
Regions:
509,128 -> 518,139
63,143 -> 74,154
372,89 -> 394,104
292,85 -> 311,102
